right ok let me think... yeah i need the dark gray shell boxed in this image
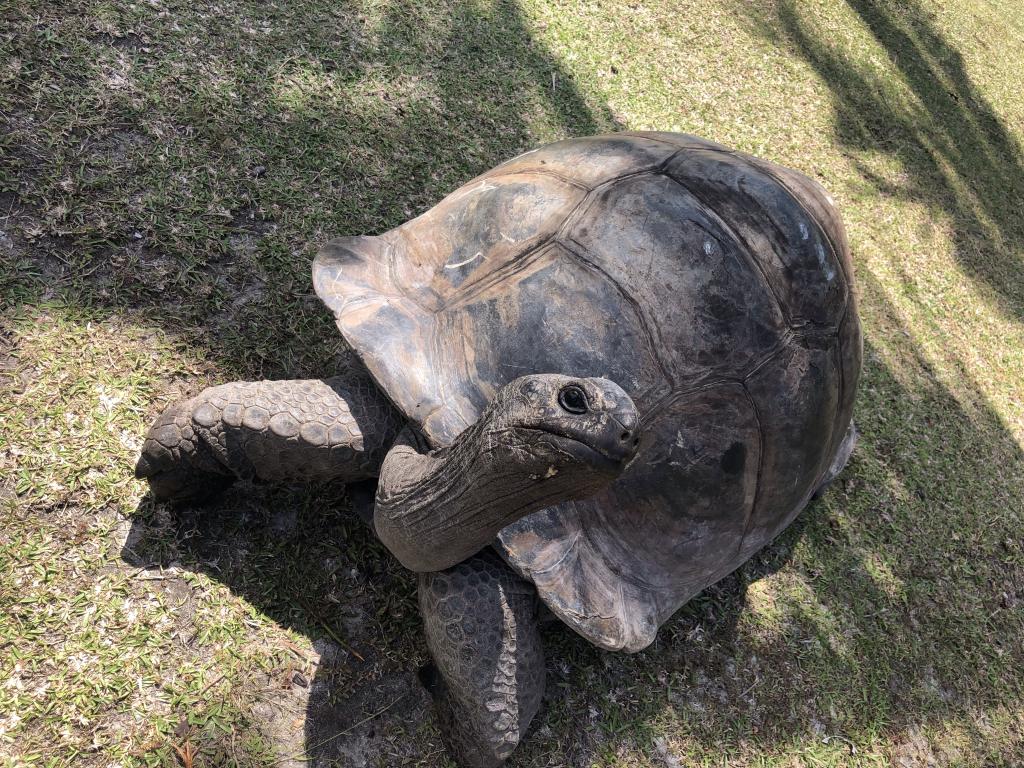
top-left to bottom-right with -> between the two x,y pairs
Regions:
313,132 -> 861,652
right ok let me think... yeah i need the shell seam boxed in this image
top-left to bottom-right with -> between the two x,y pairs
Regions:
438,238 -> 558,313
555,236 -> 675,387
483,166 -> 591,191
742,156 -> 853,306
736,381 -> 768,551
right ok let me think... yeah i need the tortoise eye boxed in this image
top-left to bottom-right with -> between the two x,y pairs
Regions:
558,385 -> 589,415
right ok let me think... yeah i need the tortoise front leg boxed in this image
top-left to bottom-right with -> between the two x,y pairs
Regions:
419,550 -> 545,768
136,372 -> 403,503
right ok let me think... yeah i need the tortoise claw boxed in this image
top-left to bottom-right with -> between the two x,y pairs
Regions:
136,400 -> 233,503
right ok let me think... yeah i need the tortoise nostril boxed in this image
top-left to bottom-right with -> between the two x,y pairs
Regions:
633,437 -> 640,447
620,431 -> 630,441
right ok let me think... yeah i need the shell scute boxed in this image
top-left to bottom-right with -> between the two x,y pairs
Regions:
391,173 -> 585,310
664,150 -> 848,329
566,172 -> 787,385
447,242 -> 670,415
738,336 -> 842,560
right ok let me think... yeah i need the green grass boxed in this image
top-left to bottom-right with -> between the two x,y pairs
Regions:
1,0 -> 1023,765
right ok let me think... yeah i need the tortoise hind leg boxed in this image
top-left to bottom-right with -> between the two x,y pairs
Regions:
135,372 -> 403,503
419,550 -> 546,768
813,422 -> 858,500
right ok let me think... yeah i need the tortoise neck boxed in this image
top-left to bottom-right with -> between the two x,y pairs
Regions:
371,374 -> 639,573
371,424 -> 602,573
374,425 -> 537,571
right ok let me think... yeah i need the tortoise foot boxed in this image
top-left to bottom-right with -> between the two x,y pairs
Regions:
135,400 -> 234,503
419,550 -> 546,767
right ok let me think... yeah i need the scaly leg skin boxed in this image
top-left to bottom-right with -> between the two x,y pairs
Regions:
135,372 -> 403,503
419,550 -> 546,768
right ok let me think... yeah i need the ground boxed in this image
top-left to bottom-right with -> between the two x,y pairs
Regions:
1,0 -> 1023,765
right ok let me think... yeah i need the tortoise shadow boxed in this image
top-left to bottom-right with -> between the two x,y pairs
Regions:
120,301 -> 1024,765
120,479 -> 440,764
118,471 -> 805,766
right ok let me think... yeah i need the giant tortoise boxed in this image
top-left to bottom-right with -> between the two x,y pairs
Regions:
136,132 -> 861,767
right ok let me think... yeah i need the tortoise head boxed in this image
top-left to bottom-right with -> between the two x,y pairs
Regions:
481,374 -> 641,479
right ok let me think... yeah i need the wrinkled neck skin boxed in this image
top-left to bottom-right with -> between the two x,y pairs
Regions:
374,384 -> 630,573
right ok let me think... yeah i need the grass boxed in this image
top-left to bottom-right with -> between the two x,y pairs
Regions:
1,0 -> 1022,765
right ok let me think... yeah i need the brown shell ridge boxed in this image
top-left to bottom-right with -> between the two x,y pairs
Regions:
567,519 -> 637,638
481,165 -> 591,191
818,340 -> 844,485
661,370 -> 767,409
791,323 -> 844,339
528,528 -> 582,579
426,322 -> 470,436
527,529 -> 627,642
333,294 -> 394,320
550,163 -> 686,245
382,236 -> 403,300
553,167 -> 682,243
554,234 -> 675,387
429,168 -> 618,312
621,132 -> 733,154
577,505 -> 639,587
828,336 -> 847,485
651,145 -> 741,173
659,170 -> 792,327
555,169 -> 673,244
791,317 -> 851,495
439,237 -> 557,313
740,330 -> 795,381
380,232 -> 444,316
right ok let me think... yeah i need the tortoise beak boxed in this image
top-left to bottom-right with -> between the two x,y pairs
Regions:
578,377 -> 641,466
606,409 -> 640,463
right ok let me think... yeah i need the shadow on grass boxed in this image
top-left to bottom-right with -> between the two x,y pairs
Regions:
121,479 -> 436,763
0,0 -> 619,378
749,0 -> 1024,322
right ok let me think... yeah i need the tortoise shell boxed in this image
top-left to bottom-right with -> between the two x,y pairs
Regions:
313,132 -> 861,652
